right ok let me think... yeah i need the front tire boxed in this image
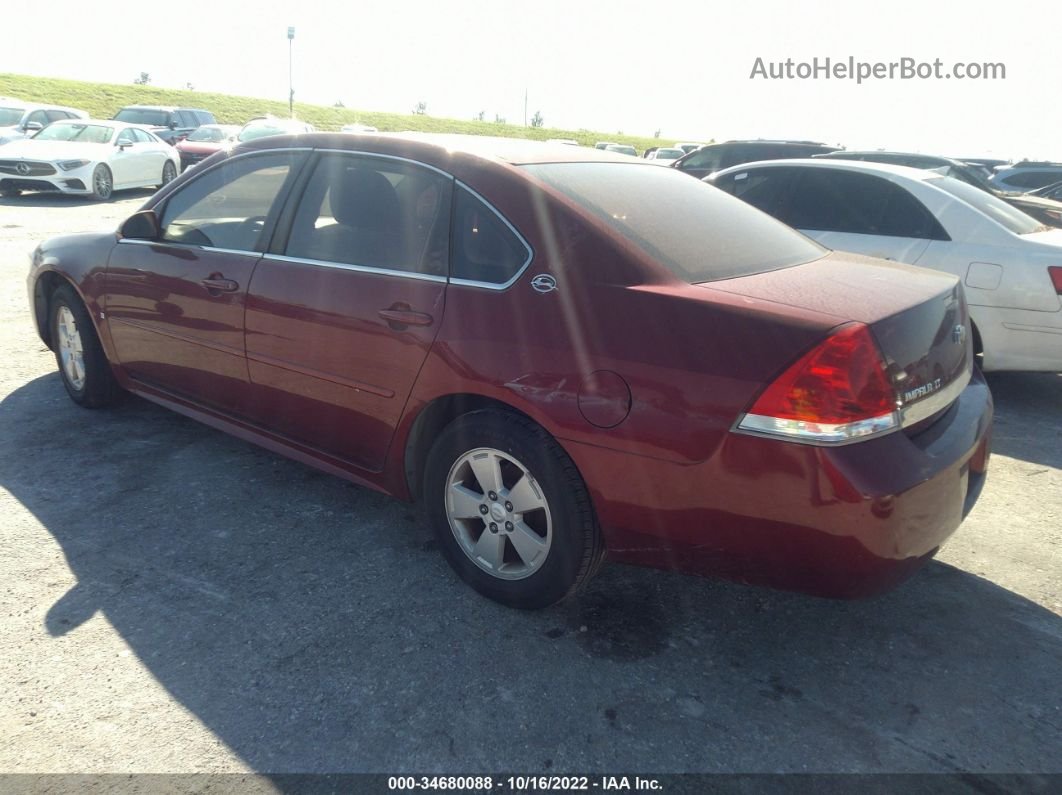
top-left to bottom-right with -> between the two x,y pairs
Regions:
90,164 -> 113,201
423,410 -> 604,608
50,284 -> 123,408
159,160 -> 177,188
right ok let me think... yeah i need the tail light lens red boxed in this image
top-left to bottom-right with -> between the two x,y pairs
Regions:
738,323 -> 900,444
1049,266 -> 1062,294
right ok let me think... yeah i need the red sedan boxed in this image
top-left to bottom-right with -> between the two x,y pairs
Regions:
27,133 -> 992,608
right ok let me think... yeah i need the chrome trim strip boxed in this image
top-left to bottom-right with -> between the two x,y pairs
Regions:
109,317 -> 245,357
116,238 -> 262,259
261,254 -> 447,283
736,411 -> 899,445
899,366 -> 972,428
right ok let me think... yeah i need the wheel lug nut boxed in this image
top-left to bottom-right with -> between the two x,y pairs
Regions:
505,501 -> 513,512
505,521 -> 513,532
489,523 -> 498,533
488,491 -> 498,501
479,504 -> 489,515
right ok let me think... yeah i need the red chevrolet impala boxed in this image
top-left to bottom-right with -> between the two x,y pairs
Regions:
27,133 -> 992,608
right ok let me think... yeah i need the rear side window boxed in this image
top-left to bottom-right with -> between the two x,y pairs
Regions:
713,167 -> 799,217
786,169 -> 947,239
928,176 -> 1045,235
284,153 -> 453,277
450,186 -> 531,285
1003,171 -> 1062,189
160,151 -> 301,251
524,162 -> 824,283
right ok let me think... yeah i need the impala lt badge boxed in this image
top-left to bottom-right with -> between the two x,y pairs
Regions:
531,274 -> 557,293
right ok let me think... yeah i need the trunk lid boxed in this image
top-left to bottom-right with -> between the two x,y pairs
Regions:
703,251 -> 973,424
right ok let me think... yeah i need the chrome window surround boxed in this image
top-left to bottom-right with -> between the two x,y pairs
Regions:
127,146 -> 535,290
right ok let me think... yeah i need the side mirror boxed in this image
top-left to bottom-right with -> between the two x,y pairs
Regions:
119,209 -> 161,241
169,121 -> 178,130
23,121 -> 44,132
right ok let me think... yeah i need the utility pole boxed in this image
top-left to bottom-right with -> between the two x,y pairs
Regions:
287,26 -> 295,118
524,87 -> 528,127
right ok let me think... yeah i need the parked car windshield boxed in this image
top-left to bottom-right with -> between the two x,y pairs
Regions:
524,162 -> 825,282
0,107 -> 26,125
33,123 -> 114,144
927,176 -> 1047,234
114,108 -> 171,126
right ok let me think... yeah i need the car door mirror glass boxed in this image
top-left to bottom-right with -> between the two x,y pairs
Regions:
119,210 -> 161,241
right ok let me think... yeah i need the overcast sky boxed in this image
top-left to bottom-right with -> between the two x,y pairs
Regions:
5,0 -> 1059,160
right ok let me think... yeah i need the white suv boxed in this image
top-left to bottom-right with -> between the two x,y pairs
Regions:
0,98 -> 87,145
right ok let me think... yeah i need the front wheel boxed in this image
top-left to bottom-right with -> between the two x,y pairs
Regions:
159,160 -> 177,188
90,164 -> 113,201
50,284 -> 123,408
423,410 -> 604,608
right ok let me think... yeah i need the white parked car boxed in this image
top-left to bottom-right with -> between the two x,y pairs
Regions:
0,98 -> 87,145
710,159 -> 1062,372
645,147 -> 685,164
0,119 -> 179,201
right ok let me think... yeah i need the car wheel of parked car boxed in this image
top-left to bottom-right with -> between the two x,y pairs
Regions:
159,161 -> 177,188
50,285 -> 123,408
91,164 -> 113,201
423,410 -> 604,608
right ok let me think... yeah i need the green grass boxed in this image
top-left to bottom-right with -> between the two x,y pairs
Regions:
1,73 -> 698,154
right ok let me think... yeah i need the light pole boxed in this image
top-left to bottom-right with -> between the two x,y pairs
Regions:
287,26 -> 295,118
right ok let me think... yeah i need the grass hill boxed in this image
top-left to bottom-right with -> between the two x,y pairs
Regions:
1,73 -> 696,154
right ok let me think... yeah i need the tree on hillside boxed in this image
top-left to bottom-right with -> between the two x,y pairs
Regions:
494,114 -> 506,124
654,129 -> 661,139
334,100 -> 345,108
530,110 -> 544,128
133,72 -> 151,85
412,101 -> 427,115
185,82 -> 195,91
475,110 -> 485,121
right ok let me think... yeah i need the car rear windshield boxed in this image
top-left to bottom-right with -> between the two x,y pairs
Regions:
927,176 -> 1047,234
0,107 -> 26,125
114,108 -> 171,126
523,162 -> 825,282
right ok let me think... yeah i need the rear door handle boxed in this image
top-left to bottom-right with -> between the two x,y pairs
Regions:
378,308 -> 434,328
201,277 -> 240,293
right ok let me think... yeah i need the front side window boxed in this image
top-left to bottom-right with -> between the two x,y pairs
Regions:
678,145 -> 723,172
115,129 -> 135,146
26,110 -> 49,127
285,153 -> 452,277
45,110 -> 73,123
177,111 -> 199,128
159,152 -> 301,251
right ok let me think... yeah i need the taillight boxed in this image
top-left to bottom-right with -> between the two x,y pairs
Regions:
1049,266 -> 1062,294
737,323 -> 900,444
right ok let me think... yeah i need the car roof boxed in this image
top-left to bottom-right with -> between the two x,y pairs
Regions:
259,132 -> 649,165
818,150 -> 962,164
0,97 -> 82,113
49,118 -> 156,132
117,105 -> 211,112
715,157 -> 944,182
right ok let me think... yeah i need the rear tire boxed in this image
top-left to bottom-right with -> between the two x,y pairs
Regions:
423,410 -> 604,609
50,284 -> 123,408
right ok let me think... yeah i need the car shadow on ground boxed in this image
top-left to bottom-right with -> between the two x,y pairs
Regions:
984,371 -> 1062,469
0,189 -> 156,209
2,374 -> 1060,774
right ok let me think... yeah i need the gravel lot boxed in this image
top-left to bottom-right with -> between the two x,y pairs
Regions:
1,192 -> 1060,776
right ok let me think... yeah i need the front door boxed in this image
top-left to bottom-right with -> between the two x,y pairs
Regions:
104,150 -> 306,415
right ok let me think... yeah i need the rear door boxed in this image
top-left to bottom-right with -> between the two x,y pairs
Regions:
243,151 -> 453,471
104,150 -> 306,415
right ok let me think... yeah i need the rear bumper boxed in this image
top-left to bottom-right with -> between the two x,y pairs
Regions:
565,369 -> 993,598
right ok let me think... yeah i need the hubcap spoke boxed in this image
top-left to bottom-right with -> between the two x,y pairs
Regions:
505,474 -> 545,515
471,529 -> 506,571
468,452 -> 503,495
57,307 -> 85,390
509,521 -> 547,567
449,484 -> 485,520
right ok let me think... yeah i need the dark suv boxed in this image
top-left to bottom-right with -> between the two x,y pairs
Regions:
671,139 -> 838,180
111,105 -> 217,145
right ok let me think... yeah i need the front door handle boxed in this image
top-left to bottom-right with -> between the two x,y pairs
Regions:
378,308 -> 434,328
201,276 -> 239,293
